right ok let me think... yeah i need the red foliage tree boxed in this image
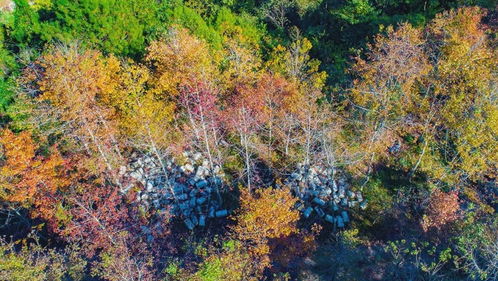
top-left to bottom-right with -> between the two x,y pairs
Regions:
422,189 -> 460,232
251,74 -> 298,163
179,81 -> 222,168
224,84 -> 267,190
57,184 -> 130,257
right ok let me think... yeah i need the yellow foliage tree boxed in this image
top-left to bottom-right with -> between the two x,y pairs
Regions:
348,7 -> 498,183
232,187 -> 300,264
348,23 -> 431,172
104,61 -> 177,150
179,188 -> 306,281
146,26 -> 219,97
21,44 -> 123,183
423,7 -> 498,182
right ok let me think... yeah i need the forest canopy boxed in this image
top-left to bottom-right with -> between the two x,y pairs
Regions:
0,0 -> 497,280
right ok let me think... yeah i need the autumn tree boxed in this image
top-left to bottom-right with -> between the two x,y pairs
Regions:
267,38 -> 335,166
171,188 -> 300,281
421,189 -> 460,232
104,62 -> 175,149
92,236 -> 155,281
179,81 -> 223,169
20,44 -> 124,185
55,184 -> 130,257
348,23 -> 430,172
101,61 -> 179,197
221,38 -> 262,86
145,26 -> 219,98
223,38 -> 332,189
231,187 -> 300,270
144,26 -> 222,167
347,7 -> 498,184
224,85 -> 267,190
245,74 -> 298,166
0,233 -> 86,281
422,7 -> 498,182
0,129 -> 68,221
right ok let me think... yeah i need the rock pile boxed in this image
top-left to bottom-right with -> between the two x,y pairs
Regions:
285,163 -> 367,229
124,151 -> 227,230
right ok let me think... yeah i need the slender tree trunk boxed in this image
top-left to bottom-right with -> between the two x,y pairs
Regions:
410,138 -> 428,178
242,132 -> 251,191
96,112 -> 123,160
84,125 -> 121,187
199,105 -> 214,170
304,115 -> 312,165
145,127 -> 177,201
284,122 -> 292,156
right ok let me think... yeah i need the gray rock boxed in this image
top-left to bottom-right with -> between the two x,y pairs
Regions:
215,210 -> 228,217
146,182 -> 154,192
360,200 -> 368,210
184,164 -> 194,173
119,166 -> 127,175
336,216 -> 344,228
189,197 -> 196,207
341,211 -> 349,223
130,171 -> 141,180
191,215 -> 199,226
313,197 -> 326,206
325,215 -> 335,224
196,180 -> 208,188
315,207 -> 325,217
341,198 -> 348,206
184,218 -> 194,230
303,207 -> 313,218
331,202 -> 339,211
356,192 -> 363,202
347,190 -> 354,198
199,215 -> 206,226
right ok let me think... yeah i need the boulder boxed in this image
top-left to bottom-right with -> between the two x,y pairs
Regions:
303,207 -> 313,218
313,197 -> 326,206
336,216 -> 344,228
341,211 -> 349,223
215,209 -> 228,218
184,218 -> 195,230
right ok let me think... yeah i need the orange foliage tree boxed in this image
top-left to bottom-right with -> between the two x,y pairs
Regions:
244,74 -> 299,166
421,189 -> 460,232
266,38 -> 338,167
21,44 -> 124,185
0,129 -> 68,220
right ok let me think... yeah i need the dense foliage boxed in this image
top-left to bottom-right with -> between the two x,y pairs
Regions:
0,0 -> 496,280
